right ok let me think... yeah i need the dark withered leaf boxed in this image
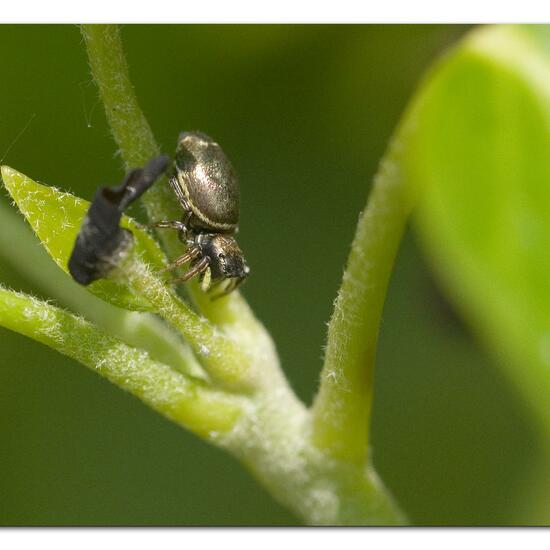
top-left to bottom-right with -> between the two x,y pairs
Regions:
68,155 -> 170,285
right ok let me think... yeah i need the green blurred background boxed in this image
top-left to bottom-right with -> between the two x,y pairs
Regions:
0,25 -> 541,525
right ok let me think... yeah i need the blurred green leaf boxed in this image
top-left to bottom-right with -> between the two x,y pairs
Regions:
1,165 -> 168,312
406,25 -> 550,432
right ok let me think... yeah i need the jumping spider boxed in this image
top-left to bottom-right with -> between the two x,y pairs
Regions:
152,131 -> 250,296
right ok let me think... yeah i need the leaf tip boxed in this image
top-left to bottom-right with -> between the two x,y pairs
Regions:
0,165 -> 16,184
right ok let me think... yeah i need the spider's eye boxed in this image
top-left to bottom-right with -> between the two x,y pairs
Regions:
218,253 -> 225,261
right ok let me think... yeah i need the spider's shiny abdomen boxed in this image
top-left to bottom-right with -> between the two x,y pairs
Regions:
174,131 -> 239,233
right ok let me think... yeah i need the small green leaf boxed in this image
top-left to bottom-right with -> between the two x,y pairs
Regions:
405,25 -> 550,430
1,165 -> 168,311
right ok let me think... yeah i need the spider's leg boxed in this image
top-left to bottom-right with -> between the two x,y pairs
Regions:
233,276 -> 246,290
169,177 -> 192,211
159,246 -> 201,273
148,220 -> 187,231
173,256 -> 210,284
200,266 -> 212,292
210,277 -> 240,300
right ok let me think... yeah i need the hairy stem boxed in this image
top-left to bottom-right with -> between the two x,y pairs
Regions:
115,255 -> 257,392
0,287 -> 244,439
311,129 -> 416,463
80,26 -> 160,171
80,23 -> 406,524
220,387 -> 406,525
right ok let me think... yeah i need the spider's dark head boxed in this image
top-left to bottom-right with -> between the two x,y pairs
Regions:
197,233 -> 250,282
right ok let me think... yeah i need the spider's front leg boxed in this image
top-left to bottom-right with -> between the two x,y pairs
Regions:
149,217 -> 205,279
148,220 -> 187,231
209,276 -> 245,300
148,219 -> 189,239
172,256 -> 210,284
160,246 -> 202,273
200,266 -> 212,292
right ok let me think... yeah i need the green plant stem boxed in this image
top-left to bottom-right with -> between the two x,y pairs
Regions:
0,286 -> 244,439
80,23 -> 181,295
80,23 -> 407,524
221,387 -> 406,525
311,132 -> 416,464
80,25 -> 160,171
115,254 -> 259,392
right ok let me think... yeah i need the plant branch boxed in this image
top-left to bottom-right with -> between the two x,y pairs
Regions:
80,25 -> 160,170
80,23 -> 407,524
0,286 -> 244,439
311,132 -> 416,464
113,254 -> 258,392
